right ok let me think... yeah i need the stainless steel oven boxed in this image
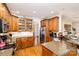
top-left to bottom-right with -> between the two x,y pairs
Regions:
0,19 -> 9,33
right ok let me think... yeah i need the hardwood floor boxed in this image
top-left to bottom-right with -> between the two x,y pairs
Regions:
15,45 -> 42,56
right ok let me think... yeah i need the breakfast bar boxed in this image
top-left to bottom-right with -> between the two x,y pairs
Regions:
42,41 -> 77,56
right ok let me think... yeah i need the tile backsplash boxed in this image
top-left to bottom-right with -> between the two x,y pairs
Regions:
10,32 -> 33,38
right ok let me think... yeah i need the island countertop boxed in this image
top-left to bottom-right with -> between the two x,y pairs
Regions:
42,41 -> 76,56
66,39 -> 79,46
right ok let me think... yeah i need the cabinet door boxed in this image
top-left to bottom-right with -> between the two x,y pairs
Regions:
8,15 -> 13,32
42,46 -> 56,56
49,17 -> 59,32
66,51 -> 77,56
22,37 -> 34,48
0,4 -> 1,17
16,38 -> 22,50
25,19 -> 33,31
16,37 -> 34,50
0,4 -> 6,18
41,20 -> 47,27
12,16 -> 18,32
21,38 -> 28,48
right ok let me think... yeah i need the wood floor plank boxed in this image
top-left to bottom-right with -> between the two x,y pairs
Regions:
15,45 -> 42,56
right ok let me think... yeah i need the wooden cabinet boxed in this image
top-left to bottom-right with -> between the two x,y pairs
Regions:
26,19 -> 32,31
0,3 -> 8,20
0,3 -> 2,17
8,15 -> 12,31
41,16 -> 59,43
16,39 -> 22,50
18,18 -> 26,31
41,20 -> 46,27
18,18 -> 33,31
0,3 -> 19,32
66,51 -> 77,56
16,37 -> 34,50
0,3 -> 33,32
12,16 -> 19,32
49,16 -> 59,32
42,45 -> 77,56
42,46 -> 56,56
41,19 -> 50,27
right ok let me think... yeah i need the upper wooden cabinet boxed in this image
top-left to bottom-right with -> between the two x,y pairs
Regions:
41,20 -> 46,27
49,16 -> 59,32
41,16 -> 59,32
11,16 -> 19,32
41,19 -> 49,28
0,3 -> 33,32
0,3 -> 9,20
0,3 -> 19,32
18,18 -> 33,32
26,18 -> 32,31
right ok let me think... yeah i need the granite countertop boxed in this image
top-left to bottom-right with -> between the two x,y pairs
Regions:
67,39 -> 79,46
0,48 -> 13,56
42,41 -> 72,56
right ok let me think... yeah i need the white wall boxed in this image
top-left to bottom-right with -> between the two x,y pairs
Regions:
72,22 -> 79,35
60,15 -> 73,35
62,20 -> 72,31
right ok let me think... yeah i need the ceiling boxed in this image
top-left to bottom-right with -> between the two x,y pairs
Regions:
6,3 -> 79,22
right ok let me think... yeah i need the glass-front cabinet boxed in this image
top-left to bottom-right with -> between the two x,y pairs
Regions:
18,18 -> 32,31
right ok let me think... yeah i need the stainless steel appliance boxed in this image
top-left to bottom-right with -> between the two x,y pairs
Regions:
0,19 -> 9,33
40,27 -> 46,43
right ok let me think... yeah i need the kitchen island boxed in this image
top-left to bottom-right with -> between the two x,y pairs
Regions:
42,41 -> 77,56
15,41 -> 77,56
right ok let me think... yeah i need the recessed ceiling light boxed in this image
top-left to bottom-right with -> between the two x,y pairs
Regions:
33,11 -> 36,14
1,7 -> 5,11
12,10 -> 20,14
50,11 -> 54,14
15,11 -> 20,14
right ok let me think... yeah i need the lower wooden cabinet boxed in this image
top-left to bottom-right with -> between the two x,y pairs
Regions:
66,51 -> 77,56
42,46 -> 56,56
42,45 -> 77,56
16,37 -> 34,50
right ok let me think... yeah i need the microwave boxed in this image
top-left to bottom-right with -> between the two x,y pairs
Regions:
0,19 -> 9,33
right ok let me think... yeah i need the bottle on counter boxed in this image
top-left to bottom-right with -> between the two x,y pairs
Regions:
58,32 -> 64,42
7,33 -> 12,43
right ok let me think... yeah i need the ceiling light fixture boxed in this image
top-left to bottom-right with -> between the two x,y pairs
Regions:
33,11 -> 36,14
16,11 -> 20,14
50,11 -> 54,14
12,10 -> 20,14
